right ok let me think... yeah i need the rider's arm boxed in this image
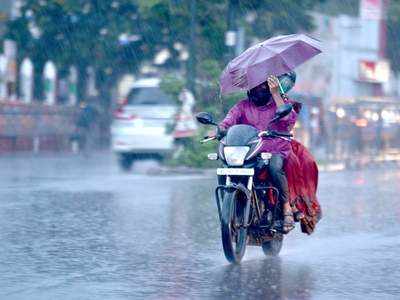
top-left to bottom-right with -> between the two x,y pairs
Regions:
273,96 -> 297,132
276,105 -> 297,132
269,76 -> 285,107
268,76 -> 297,132
219,101 -> 244,130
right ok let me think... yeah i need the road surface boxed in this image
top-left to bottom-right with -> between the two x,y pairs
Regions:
0,153 -> 399,299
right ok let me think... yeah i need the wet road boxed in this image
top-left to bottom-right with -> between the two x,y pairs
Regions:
0,153 -> 399,299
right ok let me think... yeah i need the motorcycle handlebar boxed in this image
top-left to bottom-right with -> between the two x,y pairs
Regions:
200,136 -> 217,143
200,131 -> 292,143
258,130 -> 293,138
272,131 -> 293,138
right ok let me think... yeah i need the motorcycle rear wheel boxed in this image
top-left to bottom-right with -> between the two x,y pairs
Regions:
221,190 -> 248,264
262,235 -> 283,256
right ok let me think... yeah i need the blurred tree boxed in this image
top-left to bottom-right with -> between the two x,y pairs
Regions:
313,0 -> 358,16
150,0 -> 327,105
159,73 -> 185,102
239,0 -> 325,38
136,0 -> 327,70
5,0 -> 326,105
5,0 -> 154,103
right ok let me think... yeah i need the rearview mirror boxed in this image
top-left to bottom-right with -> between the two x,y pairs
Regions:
195,112 -> 217,126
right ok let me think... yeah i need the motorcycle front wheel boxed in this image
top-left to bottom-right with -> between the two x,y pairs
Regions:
221,189 -> 248,263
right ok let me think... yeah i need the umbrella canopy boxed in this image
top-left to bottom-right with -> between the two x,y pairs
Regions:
220,33 -> 322,95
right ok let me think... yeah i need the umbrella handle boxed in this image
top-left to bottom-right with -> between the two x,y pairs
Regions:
277,79 -> 285,94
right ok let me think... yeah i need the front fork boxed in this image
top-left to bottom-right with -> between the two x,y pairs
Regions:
215,175 -> 253,227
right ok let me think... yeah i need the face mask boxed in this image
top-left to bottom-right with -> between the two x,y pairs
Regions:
247,86 -> 271,106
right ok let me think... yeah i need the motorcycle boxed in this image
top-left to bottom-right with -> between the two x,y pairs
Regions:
196,104 -> 294,264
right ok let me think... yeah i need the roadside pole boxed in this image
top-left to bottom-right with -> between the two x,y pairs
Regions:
4,40 -> 17,101
68,66 -> 78,106
187,0 -> 196,96
20,58 -> 34,104
43,61 -> 57,105
225,0 -> 239,60
0,55 -> 7,101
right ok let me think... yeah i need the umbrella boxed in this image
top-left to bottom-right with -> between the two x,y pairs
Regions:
220,33 -> 322,95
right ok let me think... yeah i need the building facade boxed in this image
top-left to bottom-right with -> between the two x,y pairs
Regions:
294,0 -> 392,105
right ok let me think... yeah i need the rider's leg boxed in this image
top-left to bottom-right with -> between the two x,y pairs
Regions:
267,154 -> 294,233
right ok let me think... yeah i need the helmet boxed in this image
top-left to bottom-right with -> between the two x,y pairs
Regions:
278,71 -> 296,93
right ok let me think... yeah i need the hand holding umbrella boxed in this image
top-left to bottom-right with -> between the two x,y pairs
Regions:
267,75 -> 281,95
267,75 -> 286,108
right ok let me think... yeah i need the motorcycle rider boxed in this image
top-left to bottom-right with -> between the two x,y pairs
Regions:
218,72 -> 297,233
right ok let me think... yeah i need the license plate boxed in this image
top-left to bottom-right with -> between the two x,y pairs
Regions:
217,168 -> 254,176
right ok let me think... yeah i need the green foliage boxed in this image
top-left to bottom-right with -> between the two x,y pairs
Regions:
159,74 -> 186,102
168,128 -> 219,168
196,58 -> 246,118
137,0 -> 164,12
313,0 -> 358,16
198,59 -> 221,86
195,59 -> 223,116
221,91 -> 246,113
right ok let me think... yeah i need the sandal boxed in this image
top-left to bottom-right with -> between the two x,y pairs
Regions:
293,211 -> 305,222
291,206 -> 305,222
282,213 -> 295,234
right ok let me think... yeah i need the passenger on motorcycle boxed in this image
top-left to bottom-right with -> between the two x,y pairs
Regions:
218,72 -> 297,233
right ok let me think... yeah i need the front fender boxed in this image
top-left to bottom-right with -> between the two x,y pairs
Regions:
215,182 -> 252,225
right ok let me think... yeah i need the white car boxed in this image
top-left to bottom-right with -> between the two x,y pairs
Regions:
111,78 -> 177,170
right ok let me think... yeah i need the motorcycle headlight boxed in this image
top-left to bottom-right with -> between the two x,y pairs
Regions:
223,146 -> 250,166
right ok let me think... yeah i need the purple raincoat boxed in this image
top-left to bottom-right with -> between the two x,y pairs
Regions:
219,97 -> 297,158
